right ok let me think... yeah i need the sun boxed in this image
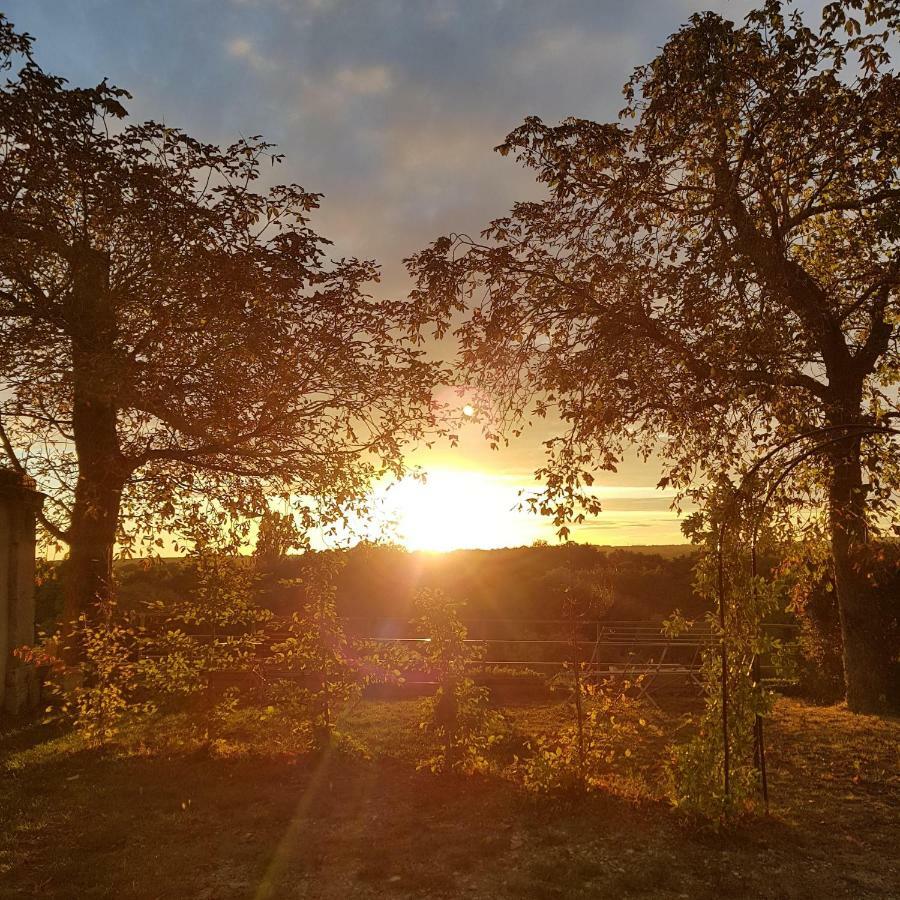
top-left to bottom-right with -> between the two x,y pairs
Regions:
385,468 -> 535,552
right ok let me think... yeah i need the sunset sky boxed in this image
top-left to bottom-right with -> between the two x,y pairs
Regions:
7,0 -> 803,549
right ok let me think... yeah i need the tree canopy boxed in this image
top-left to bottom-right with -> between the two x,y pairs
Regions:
407,0 -> 899,710
0,16 -> 439,636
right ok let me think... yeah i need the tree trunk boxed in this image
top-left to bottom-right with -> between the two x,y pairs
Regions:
60,248 -> 125,665
61,469 -> 124,661
828,434 -> 892,712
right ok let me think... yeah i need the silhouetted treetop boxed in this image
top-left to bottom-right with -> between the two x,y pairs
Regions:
0,14 -> 440,646
407,0 -> 899,711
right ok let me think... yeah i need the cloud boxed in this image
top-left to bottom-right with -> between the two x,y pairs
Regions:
226,36 -> 270,71
300,64 -> 394,111
226,37 -> 394,106
509,24 -> 639,76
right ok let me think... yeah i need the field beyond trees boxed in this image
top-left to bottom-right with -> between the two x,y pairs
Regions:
2,697 -> 897,900
36,544 -> 706,631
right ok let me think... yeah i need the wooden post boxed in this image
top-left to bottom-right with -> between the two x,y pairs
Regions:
0,469 -> 45,715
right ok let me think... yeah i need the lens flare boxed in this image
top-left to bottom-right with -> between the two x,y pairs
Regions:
387,469 -> 533,551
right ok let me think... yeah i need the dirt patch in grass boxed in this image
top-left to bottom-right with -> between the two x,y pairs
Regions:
1,697 -> 897,899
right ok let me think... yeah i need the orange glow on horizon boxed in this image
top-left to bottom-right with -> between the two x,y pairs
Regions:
371,468 -> 687,552
386,469 -> 538,552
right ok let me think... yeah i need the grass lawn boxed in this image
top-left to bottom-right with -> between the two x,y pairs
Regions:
1,697 -> 898,899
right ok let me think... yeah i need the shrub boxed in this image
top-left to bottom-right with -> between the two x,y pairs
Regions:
790,569 -> 845,703
517,678 -> 650,793
34,611 -> 155,747
413,589 -> 507,774
783,540 -> 900,707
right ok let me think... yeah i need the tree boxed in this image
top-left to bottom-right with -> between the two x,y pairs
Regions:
541,564 -> 614,786
0,17 -> 438,657
413,588 -> 499,774
254,509 -> 304,566
407,1 -> 900,711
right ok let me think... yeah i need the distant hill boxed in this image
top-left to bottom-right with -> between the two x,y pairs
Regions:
36,544 -> 706,629
586,544 -> 695,559
323,544 -> 705,623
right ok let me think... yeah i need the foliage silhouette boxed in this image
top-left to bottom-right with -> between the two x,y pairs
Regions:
408,1 -> 900,711
0,15 -> 439,659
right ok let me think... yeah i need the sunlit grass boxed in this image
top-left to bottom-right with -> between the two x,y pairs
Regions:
2,697 -> 898,899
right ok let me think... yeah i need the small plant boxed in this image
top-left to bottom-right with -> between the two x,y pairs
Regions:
667,490 -> 783,820
517,679 -> 651,793
34,549 -> 269,747
269,555 -> 363,749
138,550 -> 272,703
413,589 -> 506,774
39,609 -> 155,747
514,561 -> 653,795
541,561 -> 615,787
204,682 -> 318,757
173,550 -> 271,632
664,625 -> 770,820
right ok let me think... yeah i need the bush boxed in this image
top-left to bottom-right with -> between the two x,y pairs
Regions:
30,611 -> 155,747
516,679 -> 651,793
790,570 -> 845,703
269,584 -> 361,749
413,589 -> 507,774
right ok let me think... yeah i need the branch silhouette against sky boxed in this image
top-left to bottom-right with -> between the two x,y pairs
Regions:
5,0 -> 820,546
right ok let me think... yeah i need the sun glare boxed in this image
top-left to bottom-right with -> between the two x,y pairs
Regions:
387,469 -> 533,552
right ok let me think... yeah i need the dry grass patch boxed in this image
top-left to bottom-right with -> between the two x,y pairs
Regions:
1,697 -> 897,899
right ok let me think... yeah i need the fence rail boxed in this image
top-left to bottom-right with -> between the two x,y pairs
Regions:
139,614 -> 798,699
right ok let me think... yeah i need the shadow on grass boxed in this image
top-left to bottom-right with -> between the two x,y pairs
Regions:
2,699 -> 897,900
1,738 -> 796,900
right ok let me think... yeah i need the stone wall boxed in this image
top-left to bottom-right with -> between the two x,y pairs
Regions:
0,469 -> 44,715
